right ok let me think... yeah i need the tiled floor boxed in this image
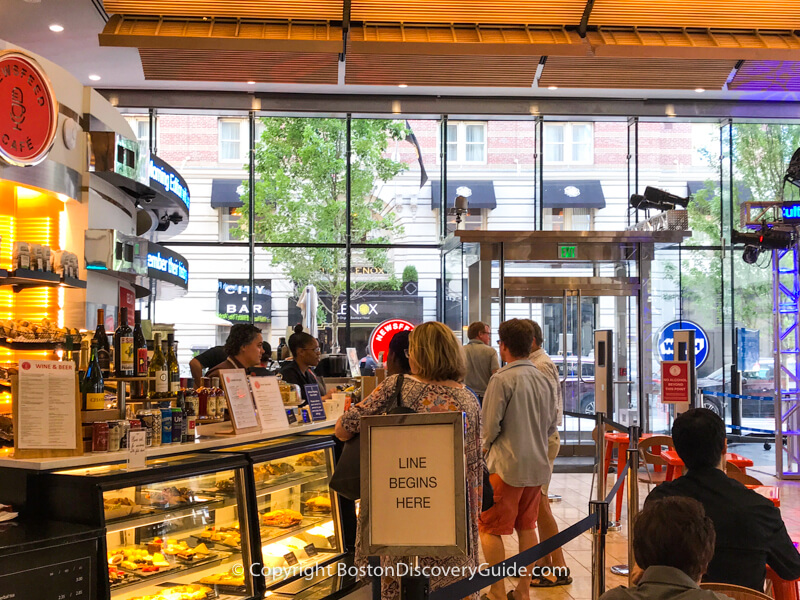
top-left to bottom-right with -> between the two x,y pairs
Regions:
479,450 -> 800,600
345,445 -> 800,600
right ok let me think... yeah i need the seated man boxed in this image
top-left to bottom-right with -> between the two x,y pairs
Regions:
601,497 -> 727,600
647,408 -> 800,590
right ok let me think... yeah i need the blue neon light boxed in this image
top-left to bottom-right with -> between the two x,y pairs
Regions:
782,204 -> 800,221
149,158 -> 190,210
147,252 -> 188,285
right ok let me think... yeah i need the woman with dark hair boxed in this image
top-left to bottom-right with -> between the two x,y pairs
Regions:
386,330 -> 411,376
279,331 -> 331,401
205,324 -> 263,380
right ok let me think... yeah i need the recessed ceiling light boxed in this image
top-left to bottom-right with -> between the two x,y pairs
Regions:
49,24 -> 64,32
548,85 -> 558,90
695,87 -> 706,93
88,74 -> 101,81
398,84 -> 408,88
247,81 -> 256,85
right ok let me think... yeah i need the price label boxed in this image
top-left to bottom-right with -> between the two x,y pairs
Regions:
127,430 -> 147,470
286,409 -> 297,425
304,543 -> 318,557
283,551 -> 299,566
326,535 -> 337,547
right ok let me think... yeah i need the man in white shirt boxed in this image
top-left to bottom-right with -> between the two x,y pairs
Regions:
480,319 -> 559,600
526,319 -> 571,587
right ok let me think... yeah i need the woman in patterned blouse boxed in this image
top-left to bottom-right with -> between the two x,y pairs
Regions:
334,321 -> 483,600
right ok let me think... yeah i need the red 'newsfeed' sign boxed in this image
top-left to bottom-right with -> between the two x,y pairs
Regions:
0,51 -> 58,167
369,319 -> 414,362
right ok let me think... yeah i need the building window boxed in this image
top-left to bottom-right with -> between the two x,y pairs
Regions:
544,123 -> 593,164
444,122 -> 487,164
543,207 -> 594,231
125,117 -> 154,152
220,207 -> 242,241
219,119 -> 246,162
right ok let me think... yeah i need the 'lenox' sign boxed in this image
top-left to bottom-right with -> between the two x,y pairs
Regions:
147,252 -> 188,285
149,158 -> 190,209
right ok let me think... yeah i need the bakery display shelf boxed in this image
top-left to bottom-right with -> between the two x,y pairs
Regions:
106,497 -> 236,534
192,579 -> 246,596
260,517 -> 327,546
109,552 -> 239,596
0,269 -> 86,291
0,338 -> 67,350
189,535 -> 241,553
253,472 -> 329,499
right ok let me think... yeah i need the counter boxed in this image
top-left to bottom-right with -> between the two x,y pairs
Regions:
0,419 -> 337,471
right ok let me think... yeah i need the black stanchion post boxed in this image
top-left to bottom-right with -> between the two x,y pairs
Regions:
596,412 -> 606,501
610,424 -> 639,577
590,500 -> 609,600
401,558 -> 429,600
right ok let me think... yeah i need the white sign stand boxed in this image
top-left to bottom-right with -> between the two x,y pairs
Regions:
127,430 -> 147,470
361,412 -> 468,557
219,369 -> 261,434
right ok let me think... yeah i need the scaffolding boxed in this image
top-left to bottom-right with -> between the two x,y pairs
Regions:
773,243 -> 800,479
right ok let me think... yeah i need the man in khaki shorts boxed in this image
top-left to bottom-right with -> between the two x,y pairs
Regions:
526,319 -> 571,587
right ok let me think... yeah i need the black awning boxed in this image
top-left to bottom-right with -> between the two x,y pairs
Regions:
687,180 -> 752,202
210,179 -> 244,209
430,180 -> 497,209
543,180 -> 605,209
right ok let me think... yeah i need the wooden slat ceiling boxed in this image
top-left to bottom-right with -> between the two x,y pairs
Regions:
99,15 -> 342,52
138,49 -> 339,83
586,28 -> 800,61
729,61 -> 800,91
349,24 -> 589,56
350,1 -> 587,25
345,54 -> 540,87
589,0 -> 800,29
103,0 -> 343,20
539,57 -> 736,89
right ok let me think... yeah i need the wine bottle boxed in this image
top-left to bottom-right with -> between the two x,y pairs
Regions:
149,332 -> 168,399
93,308 -> 111,377
82,339 -> 105,410
114,307 -> 134,377
133,310 -> 148,377
167,333 -> 180,395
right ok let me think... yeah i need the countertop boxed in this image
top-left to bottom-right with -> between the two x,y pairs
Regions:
0,419 -> 337,471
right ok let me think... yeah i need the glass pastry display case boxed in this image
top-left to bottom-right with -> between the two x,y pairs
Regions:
211,435 -> 345,595
35,453 -> 257,600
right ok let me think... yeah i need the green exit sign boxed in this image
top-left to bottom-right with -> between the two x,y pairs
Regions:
558,245 -> 578,259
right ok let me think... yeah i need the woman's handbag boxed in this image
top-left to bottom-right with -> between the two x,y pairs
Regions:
329,376 -> 410,501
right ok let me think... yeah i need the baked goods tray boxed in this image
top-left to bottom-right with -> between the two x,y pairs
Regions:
191,535 -> 241,552
117,550 -> 231,578
193,580 -> 247,596
260,516 -> 327,545
105,497 -> 226,531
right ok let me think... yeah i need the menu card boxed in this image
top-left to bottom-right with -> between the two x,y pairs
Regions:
304,384 -> 327,422
219,369 -> 261,433
17,360 -> 77,450
249,376 -> 290,432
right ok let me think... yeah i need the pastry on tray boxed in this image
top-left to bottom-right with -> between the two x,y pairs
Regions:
305,496 -> 331,513
107,547 -> 171,571
127,583 -> 212,600
295,451 -> 326,467
261,508 -> 303,528
199,568 -> 245,587
215,478 -> 236,494
198,525 -> 241,548
103,497 -> 139,519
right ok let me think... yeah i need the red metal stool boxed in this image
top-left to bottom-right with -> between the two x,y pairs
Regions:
766,565 -> 799,600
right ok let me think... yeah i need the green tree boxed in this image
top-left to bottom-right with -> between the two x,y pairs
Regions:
237,118 -> 408,350
669,124 -> 800,333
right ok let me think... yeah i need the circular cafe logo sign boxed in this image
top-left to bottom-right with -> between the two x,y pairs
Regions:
368,319 -> 414,362
0,51 -> 59,167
